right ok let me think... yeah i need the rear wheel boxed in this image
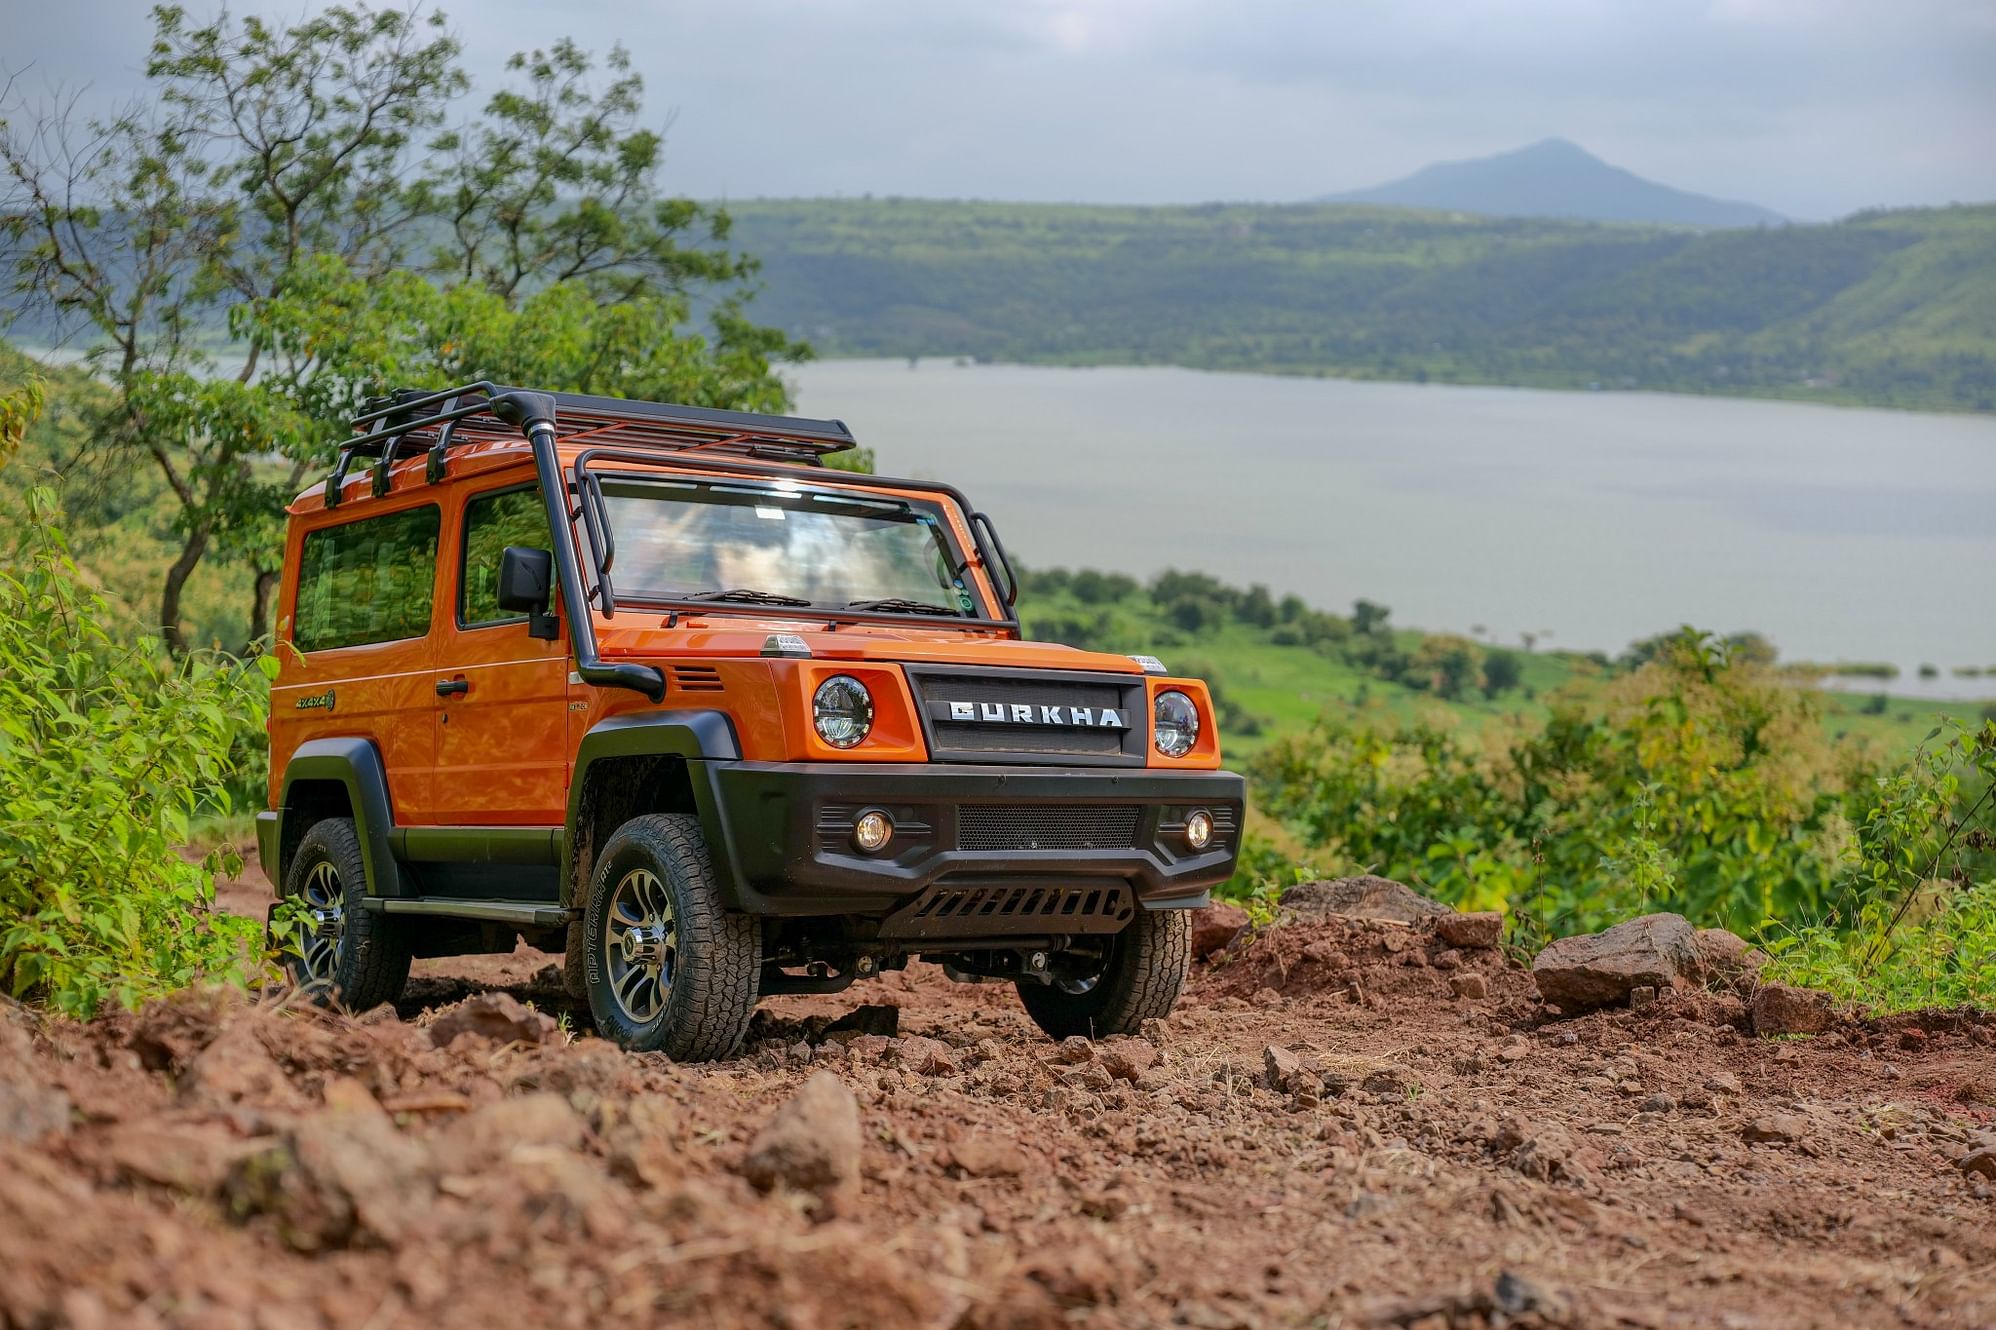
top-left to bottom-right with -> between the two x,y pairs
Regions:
582,814 -> 761,1060
1015,908 -> 1190,1040
281,817 -> 412,1012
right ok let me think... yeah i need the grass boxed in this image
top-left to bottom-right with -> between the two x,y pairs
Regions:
1760,883 -> 1996,1014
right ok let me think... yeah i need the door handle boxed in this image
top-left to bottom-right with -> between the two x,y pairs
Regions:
435,678 -> 469,697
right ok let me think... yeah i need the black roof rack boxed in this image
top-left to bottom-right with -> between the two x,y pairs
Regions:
323,381 -> 858,507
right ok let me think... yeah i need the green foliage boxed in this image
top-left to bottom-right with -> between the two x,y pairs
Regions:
0,484 -> 269,1016
1761,883 -> 1996,1013
1252,630 -> 1889,933
725,198 -> 1996,413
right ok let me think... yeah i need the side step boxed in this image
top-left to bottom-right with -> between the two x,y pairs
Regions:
362,898 -> 576,928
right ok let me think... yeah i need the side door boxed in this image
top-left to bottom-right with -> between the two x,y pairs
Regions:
274,500 -> 444,826
425,481 -> 572,826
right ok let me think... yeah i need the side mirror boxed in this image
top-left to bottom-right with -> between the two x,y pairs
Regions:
497,546 -> 559,640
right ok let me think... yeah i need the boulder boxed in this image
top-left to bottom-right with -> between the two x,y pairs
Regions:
1190,902 -> 1250,958
1435,911 -> 1505,950
1742,1114 -> 1811,1146
1686,928 -> 1765,987
0,1075 -> 71,1144
1531,913 -> 1697,1011
1281,875 -> 1447,924
1264,1044 -> 1311,1094
1750,983 -> 1834,1037
426,993 -> 559,1049
740,1071 -> 861,1196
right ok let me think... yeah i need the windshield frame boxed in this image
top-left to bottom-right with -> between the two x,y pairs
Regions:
578,465 -> 1013,629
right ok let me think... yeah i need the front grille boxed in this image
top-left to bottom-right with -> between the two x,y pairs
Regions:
909,884 -> 1134,926
908,667 -> 1144,764
957,804 -> 1142,851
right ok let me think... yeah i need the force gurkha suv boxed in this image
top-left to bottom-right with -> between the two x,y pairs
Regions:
258,382 -> 1244,1059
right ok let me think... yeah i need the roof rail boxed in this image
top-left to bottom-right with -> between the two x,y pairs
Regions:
323,380 -> 858,506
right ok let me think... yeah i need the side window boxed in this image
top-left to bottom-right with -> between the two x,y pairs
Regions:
460,486 -> 554,628
293,505 -> 441,652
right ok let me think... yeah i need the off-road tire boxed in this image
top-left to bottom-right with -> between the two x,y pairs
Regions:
583,814 -> 761,1060
1016,907 -> 1190,1040
282,817 -> 413,1012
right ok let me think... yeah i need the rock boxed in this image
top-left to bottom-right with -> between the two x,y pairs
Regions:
1897,1027 -> 1927,1052
432,1093 -> 586,1175
1687,928 -> 1764,987
1531,913 -> 1697,1011
1056,1036 -> 1097,1064
1742,1114 -> 1811,1146
1639,1093 -> 1676,1115
1098,1039 -> 1158,1082
741,1071 -> 861,1196
225,1109 -> 435,1250
1264,1044 -> 1310,1094
1629,985 -> 1658,1010
1190,902 -> 1250,959
426,993 -> 559,1049
1449,973 -> 1489,1001
84,1120 -> 254,1193
1281,875 -> 1447,924
1435,911 -> 1504,950
825,1004 -> 900,1039
181,1022 -> 307,1109
944,1136 -> 1029,1179
894,1036 -> 959,1076
0,1075 -> 71,1144
1956,1148 -> 1996,1180
1750,983 -> 1834,1037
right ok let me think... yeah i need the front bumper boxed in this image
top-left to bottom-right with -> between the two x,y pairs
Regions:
698,761 -> 1246,919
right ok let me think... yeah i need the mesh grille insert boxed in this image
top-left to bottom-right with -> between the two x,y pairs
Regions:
911,884 -> 1133,925
957,804 -> 1142,851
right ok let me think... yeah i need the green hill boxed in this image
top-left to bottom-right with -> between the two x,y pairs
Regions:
725,198 -> 1996,412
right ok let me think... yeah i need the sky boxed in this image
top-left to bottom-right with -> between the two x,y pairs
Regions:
7,0 -> 1995,221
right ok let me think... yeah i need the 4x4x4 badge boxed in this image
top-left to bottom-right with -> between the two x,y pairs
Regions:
938,700 -> 1126,728
294,688 -> 336,712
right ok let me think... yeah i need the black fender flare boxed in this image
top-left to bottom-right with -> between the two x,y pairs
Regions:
275,738 -> 407,898
562,711 -> 742,905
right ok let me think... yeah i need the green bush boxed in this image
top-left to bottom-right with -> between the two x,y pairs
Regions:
0,487 -> 271,1015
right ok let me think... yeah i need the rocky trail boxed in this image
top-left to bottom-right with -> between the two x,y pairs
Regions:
4,870 -> 1994,1330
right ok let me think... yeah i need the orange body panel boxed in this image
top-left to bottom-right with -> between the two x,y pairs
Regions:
267,437 -> 1225,822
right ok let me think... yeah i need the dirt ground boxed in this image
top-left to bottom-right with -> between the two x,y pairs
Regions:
4,867 -> 1994,1330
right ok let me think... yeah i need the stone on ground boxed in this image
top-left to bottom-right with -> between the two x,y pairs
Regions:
426,992 -> 560,1049
1281,875 -> 1447,924
1435,911 -> 1504,950
1750,983 -> 1834,1036
1190,901 -> 1250,958
1531,912 -> 1697,1011
740,1070 -> 861,1196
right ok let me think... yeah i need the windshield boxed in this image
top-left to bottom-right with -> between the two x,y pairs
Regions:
599,477 -> 983,616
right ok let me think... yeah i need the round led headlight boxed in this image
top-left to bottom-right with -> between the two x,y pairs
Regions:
1153,690 -> 1200,759
813,674 -> 874,749
1184,808 -> 1214,851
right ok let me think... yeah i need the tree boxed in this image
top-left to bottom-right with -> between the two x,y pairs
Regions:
1482,648 -> 1524,698
3,6 -> 805,654
1352,599 -> 1392,637
1410,634 -> 1483,700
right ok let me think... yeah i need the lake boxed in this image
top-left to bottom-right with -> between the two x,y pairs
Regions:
789,360 -> 1996,695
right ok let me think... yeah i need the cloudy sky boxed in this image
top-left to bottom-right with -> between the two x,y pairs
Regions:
10,0 -> 1995,220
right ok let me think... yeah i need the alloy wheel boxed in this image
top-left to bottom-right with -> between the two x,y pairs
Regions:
606,867 -> 677,1023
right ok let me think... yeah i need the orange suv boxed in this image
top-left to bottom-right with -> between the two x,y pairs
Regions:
257,383 -> 1244,1059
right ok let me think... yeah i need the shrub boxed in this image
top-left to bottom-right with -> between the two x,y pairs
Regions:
0,487 -> 270,1015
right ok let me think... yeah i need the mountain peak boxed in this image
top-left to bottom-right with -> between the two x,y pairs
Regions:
1320,140 -> 1784,229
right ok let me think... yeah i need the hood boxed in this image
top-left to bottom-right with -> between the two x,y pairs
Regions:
592,613 -> 1146,675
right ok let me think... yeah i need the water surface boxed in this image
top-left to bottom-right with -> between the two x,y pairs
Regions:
791,360 -> 1996,690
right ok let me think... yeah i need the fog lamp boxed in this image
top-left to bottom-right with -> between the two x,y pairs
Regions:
852,810 -> 894,853
1184,809 -> 1214,851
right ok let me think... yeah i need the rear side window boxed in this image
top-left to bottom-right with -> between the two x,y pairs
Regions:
293,505 -> 441,652
459,486 -> 553,627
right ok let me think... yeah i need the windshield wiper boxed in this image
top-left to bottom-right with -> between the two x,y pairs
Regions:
848,597 -> 964,616
684,588 -> 813,607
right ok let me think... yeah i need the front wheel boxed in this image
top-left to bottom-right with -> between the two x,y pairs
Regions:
582,814 -> 761,1060
1016,908 -> 1190,1040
